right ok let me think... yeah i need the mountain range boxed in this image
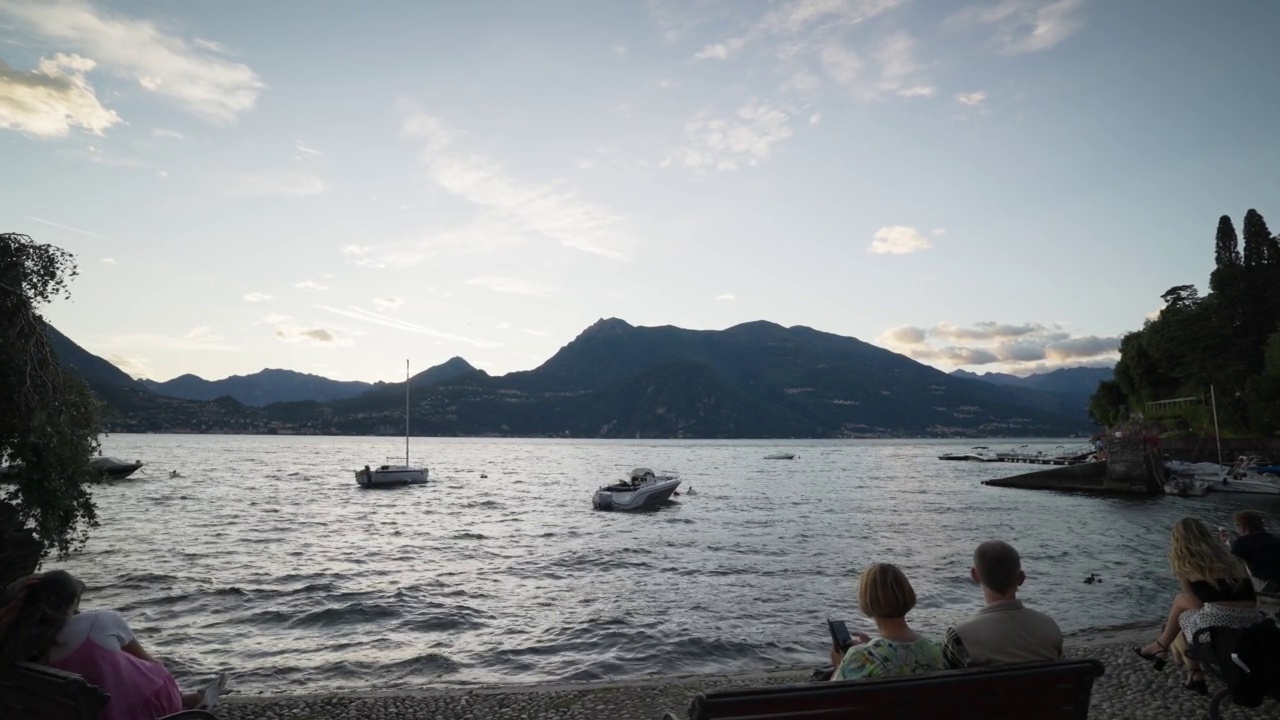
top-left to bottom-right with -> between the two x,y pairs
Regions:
47,318 -> 1108,438
950,367 -> 1112,414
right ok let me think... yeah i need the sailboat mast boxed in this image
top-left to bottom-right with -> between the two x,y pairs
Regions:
1210,384 -> 1222,467
405,359 -> 410,466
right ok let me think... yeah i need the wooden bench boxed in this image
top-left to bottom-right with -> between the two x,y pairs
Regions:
664,659 -> 1105,720
0,662 -> 217,720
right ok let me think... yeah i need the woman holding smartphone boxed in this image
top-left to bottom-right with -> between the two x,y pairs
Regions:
829,563 -> 947,680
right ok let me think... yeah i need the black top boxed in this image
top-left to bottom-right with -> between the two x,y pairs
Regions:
1188,577 -> 1257,603
1231,530 -> 1280,582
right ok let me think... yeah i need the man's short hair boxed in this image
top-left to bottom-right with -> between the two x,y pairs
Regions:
973,541 -> 1022,594
1234,510 -> 1266,533
858,563 -> 917,619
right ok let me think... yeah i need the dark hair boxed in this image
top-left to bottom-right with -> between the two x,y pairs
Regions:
0,570 -> 82,663
973,540 -> 1022,594
1233,510 -> 1265,533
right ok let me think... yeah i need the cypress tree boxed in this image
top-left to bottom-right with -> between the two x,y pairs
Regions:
1242,209 -> 1271,268
1210,215 -> 1241,293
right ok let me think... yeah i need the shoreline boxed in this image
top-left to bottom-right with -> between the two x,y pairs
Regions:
224,621 -> 1158,704
214,620 -> 1278,720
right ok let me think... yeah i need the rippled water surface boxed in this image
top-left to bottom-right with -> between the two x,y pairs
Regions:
43,435 -> 1280,693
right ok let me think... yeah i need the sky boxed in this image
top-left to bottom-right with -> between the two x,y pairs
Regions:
3,0 -> 1279,384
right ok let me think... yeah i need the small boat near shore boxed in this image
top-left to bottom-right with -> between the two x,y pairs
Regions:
1163,476 -> 1209,497
1,456 -> 144,481
592,468 -> 681,511
764,452 -> 796,460
938,446 -> 999,462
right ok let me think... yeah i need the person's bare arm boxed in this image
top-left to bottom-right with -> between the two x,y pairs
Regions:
121,639 -> 159,663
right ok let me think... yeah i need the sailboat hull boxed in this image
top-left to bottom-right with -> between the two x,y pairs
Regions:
356,466 -> 428,487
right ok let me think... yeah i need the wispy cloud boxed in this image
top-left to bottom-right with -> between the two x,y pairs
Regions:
317,304 -> 499,347
666,103 -> 794,173
0,0 -> 264,121
948,0 -> 1087,54
108,352 -> 151,379
294,139 -> 321,157
465,275 -> 556,297
228,172 -> 325,197
402,112 -> 632,261
23,215 -> 104,237
868,226 -> 939,255
0,54 -> 119,138
100,257 -> 115,265
291,280 -> 329,292
955,91 -> 988,106
341,244 -> 369,256
690,0 -> 906,61
716,293 -> 735,301
274,322 -> 349,346
374,296 -> 404,310
243,291 -> 273,302
150,128 -> 184,139
820,31 -> 934,100
94,328 -> 240,353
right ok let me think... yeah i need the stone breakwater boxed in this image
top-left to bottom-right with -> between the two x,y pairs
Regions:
215,625 -> 1276,720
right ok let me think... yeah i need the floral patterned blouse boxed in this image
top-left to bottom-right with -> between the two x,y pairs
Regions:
832,636 -> 948,681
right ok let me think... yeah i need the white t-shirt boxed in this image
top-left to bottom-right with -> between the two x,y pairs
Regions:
48,609 -> 136,663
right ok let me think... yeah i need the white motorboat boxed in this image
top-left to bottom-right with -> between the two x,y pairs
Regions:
592,468 -> 681,511
356,360 -> 428,488
938,446 -> 999,462
1,457 -> 144,481
764,452 -> 796,460
1214,456 -> 1280,495
1163,476 -> 1209,497
90,456 -> 144,479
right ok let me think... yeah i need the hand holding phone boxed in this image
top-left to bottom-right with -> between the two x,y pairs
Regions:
827,619 -> 855,652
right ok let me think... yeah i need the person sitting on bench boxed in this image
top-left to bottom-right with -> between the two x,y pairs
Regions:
942,540 -> 1062,669
0,570 -> 225,719
1136,517 -> 1265,695
1223,510 -> 1280,593
828,563 -> 947,680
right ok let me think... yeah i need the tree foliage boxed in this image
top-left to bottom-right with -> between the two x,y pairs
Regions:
1093,210 -> 1280,434
1,233 -> 102,562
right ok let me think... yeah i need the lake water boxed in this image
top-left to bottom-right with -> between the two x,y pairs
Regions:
40,434 -> 1280,693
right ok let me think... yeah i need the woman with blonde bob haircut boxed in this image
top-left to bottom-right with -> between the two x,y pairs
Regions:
1135,517 -> 1264,695
829,563 -> 947,681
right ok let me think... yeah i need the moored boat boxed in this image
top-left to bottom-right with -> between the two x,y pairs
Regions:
938,446 -> 999,462
764,452 -> 796,460
592,468 -> 681,511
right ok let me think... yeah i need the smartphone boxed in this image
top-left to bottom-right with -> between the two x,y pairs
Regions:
827,618 -> 855,651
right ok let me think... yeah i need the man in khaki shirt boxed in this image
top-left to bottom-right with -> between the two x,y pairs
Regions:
942,540 -> 1063,668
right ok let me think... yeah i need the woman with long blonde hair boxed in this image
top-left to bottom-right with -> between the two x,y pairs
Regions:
1135,517 -> 1264,694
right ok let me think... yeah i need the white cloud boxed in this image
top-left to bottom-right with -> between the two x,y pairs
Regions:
341,244 -> 370,256
868,225 -> 935,255
573,157 -> 598,170
317,305 -> 499,347
669,103 -> 794,172
100,257 -> 115,265
716,293 -> 735,301
0,54 -> 120,137
821,32 -> 934,100
613,44 -> 629,57
876,320 -> 1118,371
949,0 -> 1087,54
108,353 -> 151,379
465,275 -> 555,297
274,323 -> 349,346
294,139 -> 321,156
955,91 -> 988,106
291,280 -> 329,292
94,331 -> 239,353
256,313 -> 292,325
243,291 -> 273,302
809,113 -> 822,125
0,0 -> 264,121
374,296 -> 404,310
151,128 -> 184,139
402,112 -> 631,260
693,37 -> 747,61
228,172 -> 325,197
520,328 -> 549,337
183,325 -> 223,343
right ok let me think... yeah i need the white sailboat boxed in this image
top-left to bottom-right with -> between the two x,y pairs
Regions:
355,360 -> 429,487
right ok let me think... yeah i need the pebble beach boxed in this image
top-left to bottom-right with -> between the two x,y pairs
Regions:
215,622 -> 1277,720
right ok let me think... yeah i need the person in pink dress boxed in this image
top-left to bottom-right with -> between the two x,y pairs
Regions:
0,570 -> 224,720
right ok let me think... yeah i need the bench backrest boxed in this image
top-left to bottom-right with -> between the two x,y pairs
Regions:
0,662 -> 110,720
690,659 -> 1105,720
